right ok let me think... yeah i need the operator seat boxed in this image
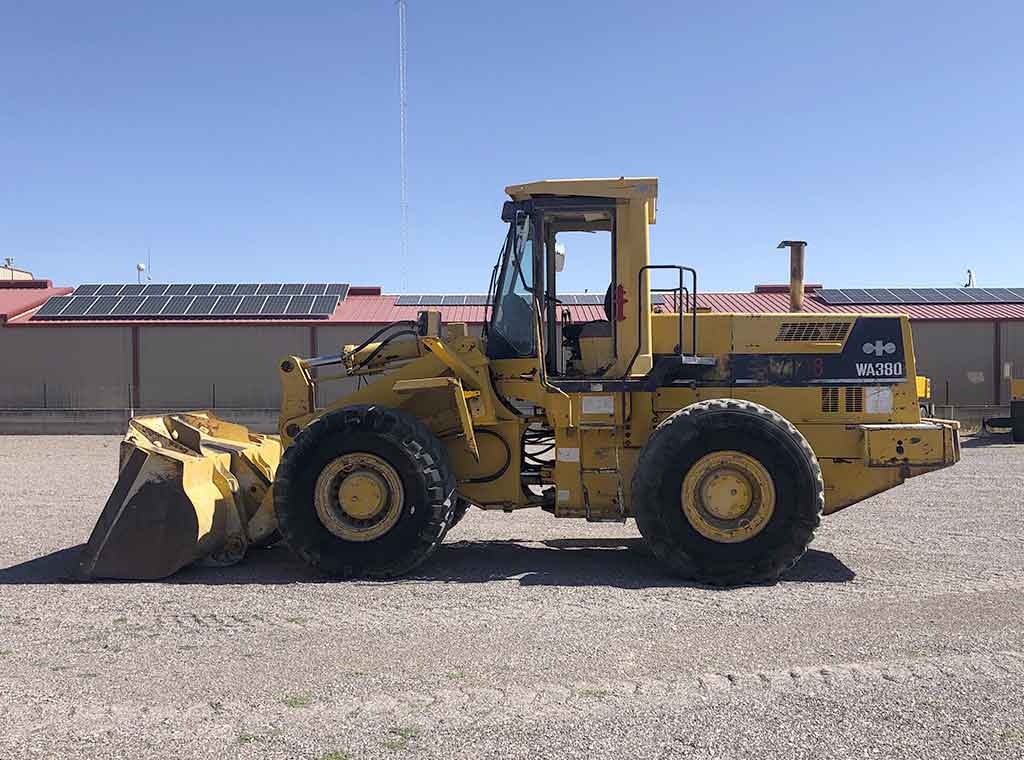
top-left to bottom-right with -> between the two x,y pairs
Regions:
561,285 -> 614,373
562,284 -> 613,342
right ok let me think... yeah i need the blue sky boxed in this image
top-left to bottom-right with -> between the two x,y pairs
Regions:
2,1 -> 1021,294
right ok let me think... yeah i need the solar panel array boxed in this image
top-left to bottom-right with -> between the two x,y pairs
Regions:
32,283 -> 349,321
394,293 -> 666,306
395,294 -> 491,306
816,287 -> 1024,305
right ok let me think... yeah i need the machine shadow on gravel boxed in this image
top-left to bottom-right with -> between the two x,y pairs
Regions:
406,539 -> 855,588
0,539 -> 855,588
960,434 -> 1014,448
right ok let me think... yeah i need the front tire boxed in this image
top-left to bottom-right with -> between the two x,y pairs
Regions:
274,406 -> 455,578
632,399 -> 823,585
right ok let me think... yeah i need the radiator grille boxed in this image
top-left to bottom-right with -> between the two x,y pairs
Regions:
821,387 -> 839,413
845,387 -> 864,413
776,321 -> 851,342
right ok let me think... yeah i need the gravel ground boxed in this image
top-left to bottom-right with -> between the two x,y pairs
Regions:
1,434 -> 1022,759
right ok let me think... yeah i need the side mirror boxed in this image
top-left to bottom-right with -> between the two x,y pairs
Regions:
554,242 -> 566,273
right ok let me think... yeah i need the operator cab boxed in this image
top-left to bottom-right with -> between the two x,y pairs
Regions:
485,195 -> 618,378
485,178 -> 712,386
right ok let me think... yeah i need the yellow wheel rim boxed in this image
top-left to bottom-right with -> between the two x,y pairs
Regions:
314,453 -> 404,542
681,450 -> 775,544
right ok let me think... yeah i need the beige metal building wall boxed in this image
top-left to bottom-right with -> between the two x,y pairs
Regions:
0,264 -> 34,281
138,325 -> 309,409
910,321 -> 996,406
137,322 -> 485,412
0,321 -> 482,413
0,326 -> 132,408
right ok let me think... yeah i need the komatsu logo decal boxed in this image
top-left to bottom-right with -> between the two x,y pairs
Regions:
862,340 -> 896,356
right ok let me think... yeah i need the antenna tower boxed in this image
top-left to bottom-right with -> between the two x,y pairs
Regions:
397,0 -> 409,291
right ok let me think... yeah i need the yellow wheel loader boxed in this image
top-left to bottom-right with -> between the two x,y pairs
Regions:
78,178 -> 961,585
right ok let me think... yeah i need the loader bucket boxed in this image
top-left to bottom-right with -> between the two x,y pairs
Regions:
77,412 -> 282,580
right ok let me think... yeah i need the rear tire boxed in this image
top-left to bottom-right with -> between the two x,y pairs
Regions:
274,406 -> 456,578
632,399 -> 823,585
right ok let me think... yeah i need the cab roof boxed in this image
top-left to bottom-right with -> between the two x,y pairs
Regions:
505,177 -> 658,223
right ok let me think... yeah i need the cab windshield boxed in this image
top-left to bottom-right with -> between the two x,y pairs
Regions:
486,213 -> 536,359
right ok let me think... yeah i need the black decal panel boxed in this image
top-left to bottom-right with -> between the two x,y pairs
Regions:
730,317 -> 907,386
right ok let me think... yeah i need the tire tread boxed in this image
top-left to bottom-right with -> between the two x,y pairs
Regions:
274,405 -> 455,579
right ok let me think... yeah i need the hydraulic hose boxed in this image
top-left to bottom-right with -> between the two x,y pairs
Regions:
351,330 -> 418,372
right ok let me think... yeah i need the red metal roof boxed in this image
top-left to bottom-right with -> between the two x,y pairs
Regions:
330,291 -> 1024,324
330,295 -> 608,324
0,283 -> 74,324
